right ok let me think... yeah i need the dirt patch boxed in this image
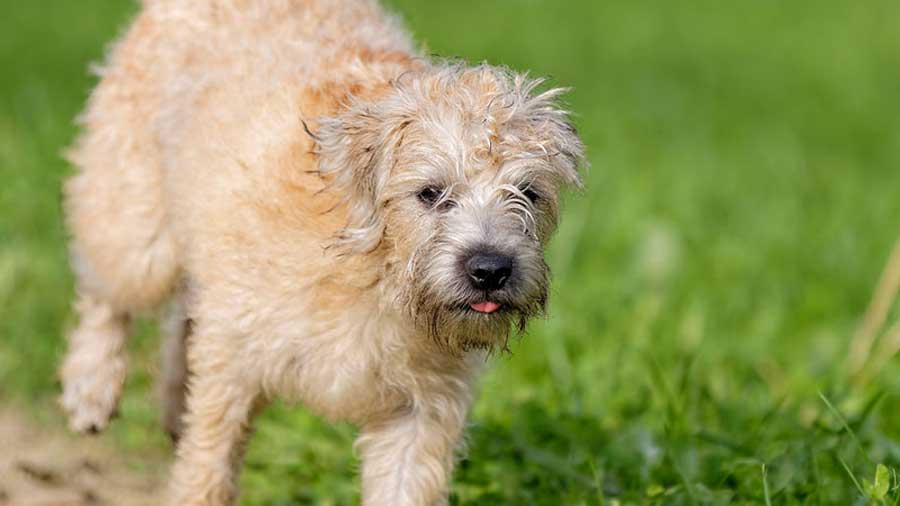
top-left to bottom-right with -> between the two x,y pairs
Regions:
0,408 -> 164,506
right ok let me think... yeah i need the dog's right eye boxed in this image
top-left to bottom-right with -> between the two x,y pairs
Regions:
417,186 -> 445,208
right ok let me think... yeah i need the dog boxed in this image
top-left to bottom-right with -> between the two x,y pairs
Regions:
58,0 -> 584,504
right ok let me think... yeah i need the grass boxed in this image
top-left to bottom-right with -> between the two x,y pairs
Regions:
3,0 -> 900,504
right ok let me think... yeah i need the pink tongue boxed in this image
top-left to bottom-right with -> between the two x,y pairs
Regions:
470,301 -> 501,313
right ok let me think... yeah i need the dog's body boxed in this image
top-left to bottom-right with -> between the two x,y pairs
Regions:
59,1 -> 583,504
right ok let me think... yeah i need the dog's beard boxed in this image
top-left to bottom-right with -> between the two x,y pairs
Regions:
406,266 -> 549,355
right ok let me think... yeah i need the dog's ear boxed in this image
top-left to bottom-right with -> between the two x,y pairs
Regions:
516,82 -> 586,190
313,99 -> 407,254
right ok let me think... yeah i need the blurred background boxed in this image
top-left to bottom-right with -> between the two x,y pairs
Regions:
2,0 -> 900,504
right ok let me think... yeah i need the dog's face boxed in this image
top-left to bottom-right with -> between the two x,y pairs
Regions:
316,64 -> 584,351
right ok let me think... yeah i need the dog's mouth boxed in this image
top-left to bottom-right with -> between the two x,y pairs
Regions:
450,292 -> 517,316
469,301 -> 502,314
455,297 -> 514,316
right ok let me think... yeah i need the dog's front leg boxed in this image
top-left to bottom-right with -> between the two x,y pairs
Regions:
356,395 -> 471,506
167,357 -> 261,506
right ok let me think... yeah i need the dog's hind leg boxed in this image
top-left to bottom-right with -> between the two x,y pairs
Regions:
59,77 -> 178,433
59,212 -> 178,434
59,206 -> 178,434
160,293 -> 192,443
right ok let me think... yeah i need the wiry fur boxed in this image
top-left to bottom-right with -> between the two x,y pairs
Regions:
58,1 -> 584,505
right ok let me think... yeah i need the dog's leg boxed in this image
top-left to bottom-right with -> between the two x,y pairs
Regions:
160,294 -> 192,443
59,292 -> 129,434
168,354 -> 261,506
356,393 -> 472,506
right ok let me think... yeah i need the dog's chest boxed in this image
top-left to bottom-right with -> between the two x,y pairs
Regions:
262,311 -> 418,422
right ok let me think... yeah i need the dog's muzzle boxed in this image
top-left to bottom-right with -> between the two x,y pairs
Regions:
463,250 -> 514,314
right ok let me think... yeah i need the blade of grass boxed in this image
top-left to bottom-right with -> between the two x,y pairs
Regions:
761,463 -> 772,506
848,238 -> 900,378
818,391 -> 874,467
837,455 -> 866,497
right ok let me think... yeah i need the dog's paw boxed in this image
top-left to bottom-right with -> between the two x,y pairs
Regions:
59,358 -> 125,434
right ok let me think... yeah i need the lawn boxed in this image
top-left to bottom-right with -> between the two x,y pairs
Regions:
2,0 -> 900,504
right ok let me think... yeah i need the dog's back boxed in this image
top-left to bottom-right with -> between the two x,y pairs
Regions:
64,0 -> 415,314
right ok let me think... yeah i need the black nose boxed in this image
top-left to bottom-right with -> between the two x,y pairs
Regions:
465,252 -> 513,291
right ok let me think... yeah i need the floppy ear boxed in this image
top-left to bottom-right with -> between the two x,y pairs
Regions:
521,85 -> 587,190
313,101 -> 407,254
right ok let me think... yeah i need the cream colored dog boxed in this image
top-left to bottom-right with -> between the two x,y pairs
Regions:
59,0 -> 584,504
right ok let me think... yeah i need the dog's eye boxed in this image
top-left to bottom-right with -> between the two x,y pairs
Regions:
417,186 -> 447,208
519,185 -> 541,204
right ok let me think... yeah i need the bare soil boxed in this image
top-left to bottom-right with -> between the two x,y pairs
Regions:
0,409 -> 164,506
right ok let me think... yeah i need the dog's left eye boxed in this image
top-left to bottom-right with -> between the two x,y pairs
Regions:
417,186 -> 449,209
518,185 -> 541,204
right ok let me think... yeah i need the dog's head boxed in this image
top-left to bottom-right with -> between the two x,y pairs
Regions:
315,63 -> 584,351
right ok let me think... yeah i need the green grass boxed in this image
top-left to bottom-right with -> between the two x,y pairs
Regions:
3,0 -> 900,504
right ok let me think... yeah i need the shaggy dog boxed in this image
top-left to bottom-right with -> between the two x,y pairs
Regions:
59,0 -> 584,504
